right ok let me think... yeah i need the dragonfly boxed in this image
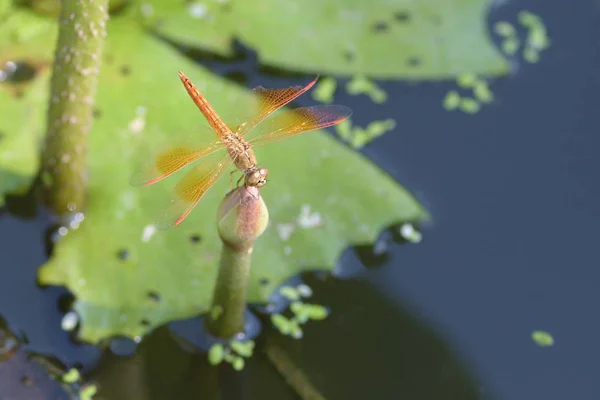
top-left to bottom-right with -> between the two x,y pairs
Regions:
131,71 -> 352,230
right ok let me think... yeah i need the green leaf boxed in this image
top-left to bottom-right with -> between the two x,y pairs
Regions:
33,14 -> 427,343
138,0 -> 509,79
0,7 -> 57,202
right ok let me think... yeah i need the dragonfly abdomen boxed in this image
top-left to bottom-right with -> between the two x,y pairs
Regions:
178,71 -> 230,137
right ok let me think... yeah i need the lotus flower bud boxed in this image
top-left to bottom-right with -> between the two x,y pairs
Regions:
217,186 -> 269,247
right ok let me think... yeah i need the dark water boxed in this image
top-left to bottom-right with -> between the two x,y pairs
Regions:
1,0 -> 599,398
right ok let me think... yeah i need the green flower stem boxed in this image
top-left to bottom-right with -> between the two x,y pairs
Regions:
41,0 -> 108,215
207,186 -> 269,339
207,241 -> 253,339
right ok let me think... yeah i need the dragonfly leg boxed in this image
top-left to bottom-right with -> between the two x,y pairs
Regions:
236,173 -> 245,188
229,169 -> 238,189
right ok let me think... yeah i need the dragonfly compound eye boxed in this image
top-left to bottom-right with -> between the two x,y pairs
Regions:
245,170 -> 261,187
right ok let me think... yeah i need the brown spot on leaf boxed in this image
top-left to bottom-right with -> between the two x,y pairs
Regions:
120,65 -> 131,76
394,11 -> 411,23
407,57 -> 421,67
372,21 -> 389,33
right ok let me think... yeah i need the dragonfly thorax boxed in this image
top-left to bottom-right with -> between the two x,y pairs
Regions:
245,166 -> 269,188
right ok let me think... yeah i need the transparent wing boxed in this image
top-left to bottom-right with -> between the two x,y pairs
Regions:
234,77 -> 319,136
130,127 -> 225,187
247,105 -> 352,147
156,151 -> 232,230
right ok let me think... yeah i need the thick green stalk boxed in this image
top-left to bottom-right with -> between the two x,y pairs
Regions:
207,241 -> 253,339
41,0 -> 108,215
207,186 -> 269,339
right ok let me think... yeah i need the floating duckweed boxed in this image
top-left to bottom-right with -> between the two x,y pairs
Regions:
528,28 -> 550,50
311,77 -> 337,103
295,313 -> 310,324
501,36 -> 521,56
296,284 -> 313,297
473,82 -> 494,103
367,119 -> 396,137
271,313 -> 292,335
532,330 -> 554,347
444,74 -> 492,112
459,98 -> 480,114
349,127 -> 369,148
456,72 -> 478,88
346,74 -> 387,103
232,356 -> 245,371
272,313 -> 305,338
80,384 -> 98,400
304,304 -> 328,320
280,285 -> 300,300
290,301 -> 304,314
336,119 -> 395,149
335,120 -> 353,141
443,90 -> 461,110
223,351 -> 235,363
230,340 -> 254,357
289,320 -> 303,339
400,223 -> 423,243
290,301 -> 310,323
62,368 -> 80,383
523,47 -> 540,63
208,343 -> 225,365
494,21 -> 516,37
518,10 -> 542,27
518,10 -> 550,62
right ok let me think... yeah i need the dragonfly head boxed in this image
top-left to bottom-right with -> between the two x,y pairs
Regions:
245,166 -> 269,188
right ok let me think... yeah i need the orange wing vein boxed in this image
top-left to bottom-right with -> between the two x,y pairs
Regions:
130,134 -> 225,187
247,105 -> 352,147
236,77 -> 319,137
156,153 -> 232,230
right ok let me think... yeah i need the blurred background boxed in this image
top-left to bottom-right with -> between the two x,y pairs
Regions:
1,0 -> 599,399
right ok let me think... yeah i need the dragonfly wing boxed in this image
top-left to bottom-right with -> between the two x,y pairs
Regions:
130,129 -> 225,187
155,152 -> 232,230
247,105 -> 352,147
235,77 -> 319,136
